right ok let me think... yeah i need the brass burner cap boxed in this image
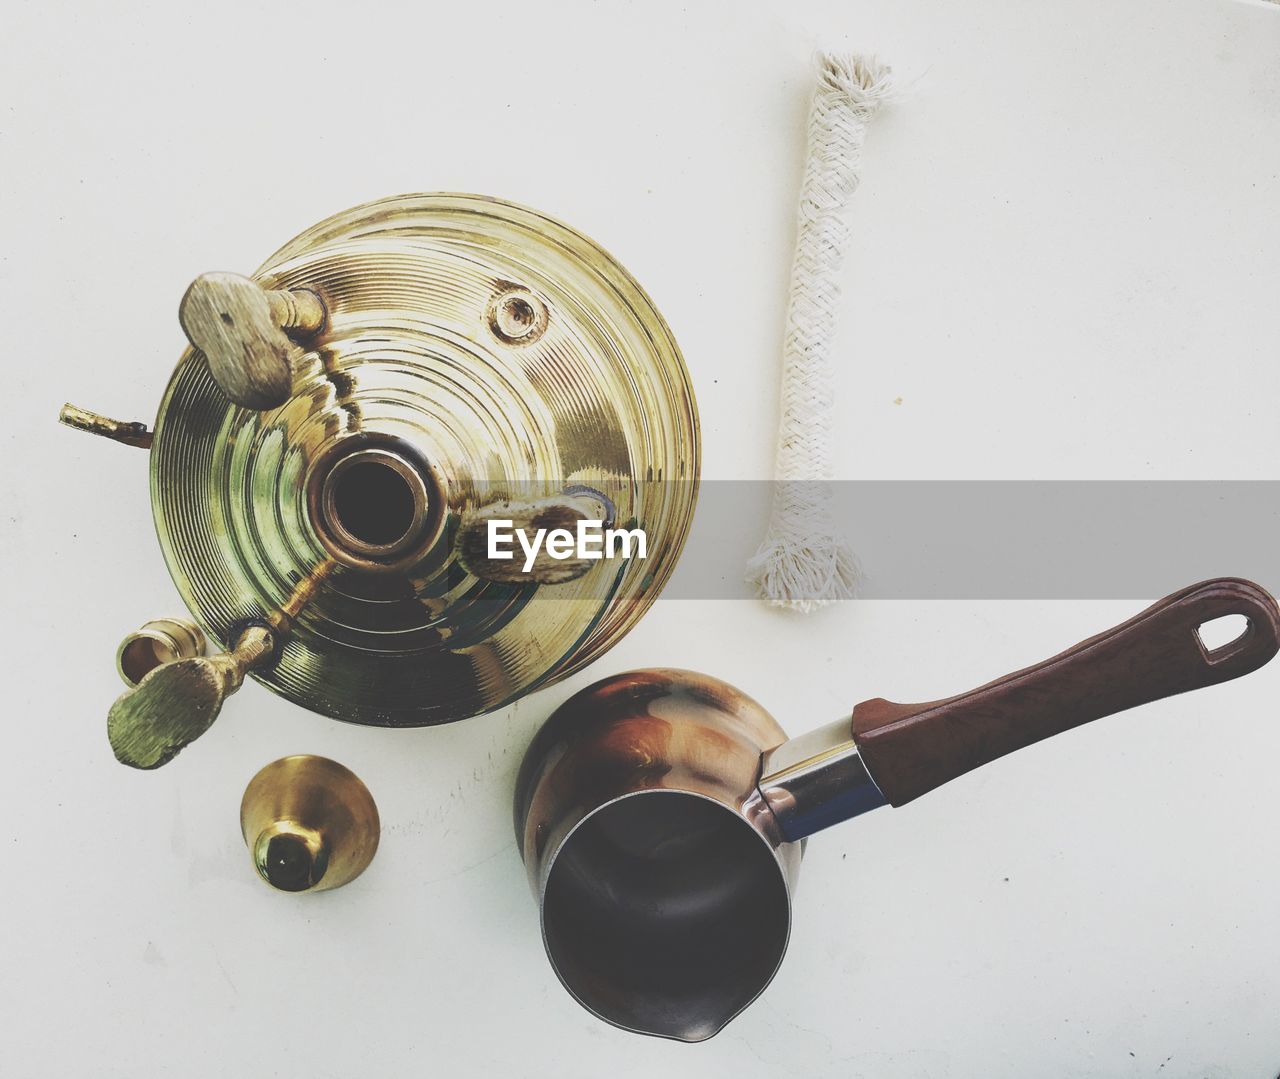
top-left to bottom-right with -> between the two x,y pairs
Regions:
240,755 -> 380,894
151,194 -> 699,728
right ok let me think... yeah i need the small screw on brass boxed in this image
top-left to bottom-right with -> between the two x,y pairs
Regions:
240,756 -> 380,894
487,287 -> 549,345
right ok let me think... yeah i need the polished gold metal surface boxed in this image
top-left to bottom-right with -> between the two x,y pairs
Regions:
59,403 -> 152,449
152,193 -> 699,729
240,755 -> 379,893
116,618 -> 208,687
108,625 -> 275,769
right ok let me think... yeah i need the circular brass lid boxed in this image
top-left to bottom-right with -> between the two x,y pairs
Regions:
151,194 -> 699,726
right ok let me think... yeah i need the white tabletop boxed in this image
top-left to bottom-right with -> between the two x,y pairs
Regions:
3,0 -> 1279,1075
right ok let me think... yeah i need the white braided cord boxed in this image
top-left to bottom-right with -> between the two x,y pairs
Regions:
747,52 -> 893,612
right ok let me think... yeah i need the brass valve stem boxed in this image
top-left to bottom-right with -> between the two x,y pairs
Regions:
59,403 -> 153,449
265,288 -> 325,334
108,624 -> 276,770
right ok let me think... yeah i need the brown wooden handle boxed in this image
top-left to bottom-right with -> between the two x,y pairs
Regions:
851,578 -> 1280,806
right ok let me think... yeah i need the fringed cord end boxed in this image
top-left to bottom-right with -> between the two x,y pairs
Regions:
746,529 -> 862,613
816,53 -> 895,116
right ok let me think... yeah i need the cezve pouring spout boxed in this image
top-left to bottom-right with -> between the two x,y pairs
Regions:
515,577 -> 1280,1041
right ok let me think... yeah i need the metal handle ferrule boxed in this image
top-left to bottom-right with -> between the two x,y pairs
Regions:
756,717 -> 888,843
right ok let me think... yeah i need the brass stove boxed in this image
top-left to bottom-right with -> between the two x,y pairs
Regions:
64,193 -> 699,768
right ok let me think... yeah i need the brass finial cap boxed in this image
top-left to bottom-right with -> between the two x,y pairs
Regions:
240,756 -> 380,893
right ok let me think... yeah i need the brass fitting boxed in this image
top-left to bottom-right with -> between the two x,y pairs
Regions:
116,618 -> 208,687
240,756 -> 380,893
108,624 -> 275,770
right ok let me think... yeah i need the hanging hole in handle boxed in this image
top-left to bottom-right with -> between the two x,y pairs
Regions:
1196,613 -> 1252,661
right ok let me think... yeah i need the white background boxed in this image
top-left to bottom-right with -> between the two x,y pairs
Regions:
3,1 -> 1279,1076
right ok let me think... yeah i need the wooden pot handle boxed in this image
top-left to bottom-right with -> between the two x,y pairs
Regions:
851,578 -> 1280,806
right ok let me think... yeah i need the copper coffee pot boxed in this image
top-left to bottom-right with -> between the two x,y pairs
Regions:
62,194 -> 699,768
514,578 -> 1280,1041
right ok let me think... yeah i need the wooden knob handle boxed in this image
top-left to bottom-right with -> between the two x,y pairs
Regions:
178,273 -> 325,410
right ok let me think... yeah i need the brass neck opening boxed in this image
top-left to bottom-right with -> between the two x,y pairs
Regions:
329,455 -> 420,549
309,442 -> 442,570
253,823 -> 330,892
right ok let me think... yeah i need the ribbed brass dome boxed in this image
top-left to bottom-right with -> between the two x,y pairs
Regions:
150,194 -> 698,726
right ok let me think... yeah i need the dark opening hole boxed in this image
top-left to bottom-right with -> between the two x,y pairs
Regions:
263,833 -> 320,892
542,791 -> 789,1042
120,636 -> 175,686
331,461 -> 417,547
